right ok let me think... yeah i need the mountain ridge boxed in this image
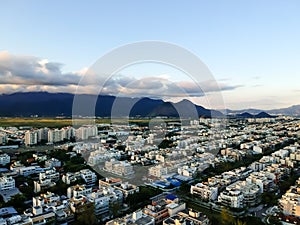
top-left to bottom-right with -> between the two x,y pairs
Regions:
0,92 -> 222,118
0,91 -> 294,117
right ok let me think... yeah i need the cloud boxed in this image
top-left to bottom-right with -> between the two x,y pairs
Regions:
0,51 -> 81,86
0,51 -> 241,98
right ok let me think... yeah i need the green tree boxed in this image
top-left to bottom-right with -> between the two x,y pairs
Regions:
75,204 -> 97,225
220,208 -> 234,225
5,194 -> 27,213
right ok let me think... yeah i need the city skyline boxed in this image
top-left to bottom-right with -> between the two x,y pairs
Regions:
1,1 -> 300,110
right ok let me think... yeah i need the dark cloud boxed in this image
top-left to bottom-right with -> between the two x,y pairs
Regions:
0,51 -> 81,86
0,51 -> 242,97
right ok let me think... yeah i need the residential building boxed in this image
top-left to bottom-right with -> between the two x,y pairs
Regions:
25,130 -> 38,146
67,184 -> 92,198
0,176 -> 15,191
104,159 -> 134,176
45,158 -> 61,168
80,169 -> 97,185
106,210 -> 155,225
163,209 -> 210,225
149,165 -> 168,178
218,181 -> 261,208
190,183 -> 218,201
0,154 -> 10,166
279,178 -> 300,217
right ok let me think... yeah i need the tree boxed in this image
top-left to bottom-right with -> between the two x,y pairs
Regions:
110,201 -> 121,217
75,204 -> 97,225
5,194 -> 27,213
220,208 -> 234,225
234,220 -> 247,225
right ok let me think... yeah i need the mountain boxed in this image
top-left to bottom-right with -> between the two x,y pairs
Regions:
227,105 -> 300,117
0,92 -> 222,118
267,105 -> 300,116
234,111 -> 275,119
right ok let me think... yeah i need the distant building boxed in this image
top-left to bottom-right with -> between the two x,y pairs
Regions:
149,165 -> 168,178
80,169 -> 97,185
99,178 -> 139,198
104,159 -> 134,176
67,184 -> 92,199
0,176 -> 15,191
0,153 -> 10,165
62,172 -> 77,185
163,209 -> 210,225
0,133 -> 7,145
48,129 -> 63,143
190,183 -> 218,201
218,181 -> 261,208
45,158 -> 61,168
279,178 -> 300,217
25,130 -> 38,146
106,210 -> 154,225
75,125 -> 97,140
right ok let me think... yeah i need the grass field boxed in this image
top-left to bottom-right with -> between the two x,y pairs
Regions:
0,117 -> 182,128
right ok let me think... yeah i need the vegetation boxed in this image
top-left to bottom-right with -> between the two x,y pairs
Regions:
196,137 -> 296,180
125,186 -> 162,211
158,139 -> 175,149
0,117 -> 185,128
74,204 -> 97,225
187,202 -> 264,225
4,194 -> 27,213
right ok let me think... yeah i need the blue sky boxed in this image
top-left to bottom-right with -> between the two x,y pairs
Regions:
0,0 -> 300,109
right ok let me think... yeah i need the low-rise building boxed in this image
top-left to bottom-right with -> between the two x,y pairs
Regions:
67,184 -> 92,199
163,209 -> 210,225
80,169 -> 97,185
104,159 -> 134,176
0,176 -> 15,191
190,183 -> 218,201
149,165 -> 168,178
0,154 -> 10,166
218,181 -> 261,209
279,178 -> 300,217
106,209 -> 155,225
45,158 -> 61,168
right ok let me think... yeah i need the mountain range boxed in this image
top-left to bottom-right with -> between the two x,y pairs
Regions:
0,92 -> 297,118
0,92 -> 222,118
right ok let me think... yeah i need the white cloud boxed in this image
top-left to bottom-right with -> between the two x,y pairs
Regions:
0,51 -> 241,98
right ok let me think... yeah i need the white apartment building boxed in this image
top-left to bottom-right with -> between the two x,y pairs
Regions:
0,176 -> 15,191
0,133 -> 7,145
279,178 -> 300,217
190,183 -> 218,201
149,165 -> 168,178
33,192 -> 60,207
39,168 -> 60,182
80,169 -> 97,185
0,154 -> 10,165
218,181 -> 261,208
67,184 -> 92,198
104,159 -> 134,176
75,125 -> 98,140
13,165 -> 43,176
45,158 -> 61,168
62,172 -> 77,185
37,127 -> 49,142
25,130 -> 38,146
48,129 -> 63,143
246,171 -> 276,193
99,178 -> 140,198
163,209 -> 210,225
106,209 -> 155,225
61,126 -> 75,140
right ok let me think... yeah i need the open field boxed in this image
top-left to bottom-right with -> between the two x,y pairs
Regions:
0,117 -> 182,128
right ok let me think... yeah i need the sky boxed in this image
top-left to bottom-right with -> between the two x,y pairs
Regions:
0,0 -> 300,110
